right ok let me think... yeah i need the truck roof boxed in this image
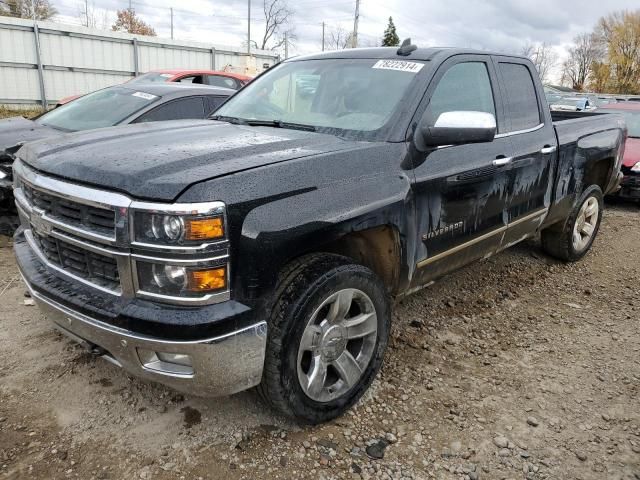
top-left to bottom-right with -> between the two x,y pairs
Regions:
289,46 -> 530,63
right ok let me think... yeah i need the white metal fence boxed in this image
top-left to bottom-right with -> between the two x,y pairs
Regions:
0,16 -> 279,108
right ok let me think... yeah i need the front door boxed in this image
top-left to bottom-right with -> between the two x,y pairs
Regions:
409,56 -> 515,287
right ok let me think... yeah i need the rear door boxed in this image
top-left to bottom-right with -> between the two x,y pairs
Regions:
493,57 -> 557,244
410,55 -> 516,287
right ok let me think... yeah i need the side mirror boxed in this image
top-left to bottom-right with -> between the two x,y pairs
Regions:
415,111 -> 497,151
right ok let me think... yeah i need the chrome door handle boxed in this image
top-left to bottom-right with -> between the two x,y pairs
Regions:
540,146 -> 557,154
492,157 -> 512,166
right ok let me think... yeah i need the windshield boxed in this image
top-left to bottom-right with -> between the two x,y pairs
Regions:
214,58 -> 424,134
605,109 -> 640,137
129,72 -> 173,84
37,87 -> 159,131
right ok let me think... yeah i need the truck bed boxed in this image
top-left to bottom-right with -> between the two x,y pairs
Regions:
551,110 -> 609,122
543,111 -> 626,227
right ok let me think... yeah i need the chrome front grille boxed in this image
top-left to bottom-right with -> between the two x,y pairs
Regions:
22,182 -> 116,236
13,159 -> 230,305
32,231 -> 121,292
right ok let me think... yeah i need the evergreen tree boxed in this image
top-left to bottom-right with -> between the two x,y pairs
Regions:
382,17 -> 399,47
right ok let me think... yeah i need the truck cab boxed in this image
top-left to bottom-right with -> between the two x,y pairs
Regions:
13,45 -> 625,424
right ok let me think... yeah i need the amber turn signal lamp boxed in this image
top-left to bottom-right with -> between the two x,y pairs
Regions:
187,267 -> 226,292
184,217 -> 224,241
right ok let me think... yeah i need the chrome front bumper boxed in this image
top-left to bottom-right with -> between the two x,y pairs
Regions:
21,276 -> 267,397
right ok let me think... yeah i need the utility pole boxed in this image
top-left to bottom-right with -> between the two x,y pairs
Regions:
128,0 -> 132,11
84,0 -> 89,27
247,0 -> 251,54
170,7 -> 174,39
351,0 -> 360,48
284,31 -> 288,59
321,22 -> 325,51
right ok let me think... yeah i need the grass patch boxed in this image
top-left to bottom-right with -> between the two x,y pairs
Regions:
0,106 -> 44,120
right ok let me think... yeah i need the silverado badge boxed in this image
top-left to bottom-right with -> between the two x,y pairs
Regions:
422,221 -> 464,241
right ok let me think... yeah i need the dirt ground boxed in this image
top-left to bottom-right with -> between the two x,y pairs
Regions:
0,203 -> 639,480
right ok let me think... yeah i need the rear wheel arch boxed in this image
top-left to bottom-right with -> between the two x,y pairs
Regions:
583,157 -> 615,194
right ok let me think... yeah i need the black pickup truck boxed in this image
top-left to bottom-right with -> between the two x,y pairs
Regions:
13,44 -> 625,424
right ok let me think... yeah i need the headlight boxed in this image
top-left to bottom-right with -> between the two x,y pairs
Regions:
137,262 -> 227,298
631,161 -> 640,173
134,212 -> 224,245
131,201 -> 229,304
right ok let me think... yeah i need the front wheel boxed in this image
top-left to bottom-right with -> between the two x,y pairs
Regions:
259,254 -> 390,424
541,185 -> 604,262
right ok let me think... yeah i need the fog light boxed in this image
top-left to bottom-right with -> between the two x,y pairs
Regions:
137,348 -> 194,376
156,352 -> 192,367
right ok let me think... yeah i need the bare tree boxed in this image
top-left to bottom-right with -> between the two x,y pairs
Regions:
76,1 -> 110,29
0,0 -> 57,20
521,42 -> 558,83
259,0 -> 293,50
561,33 -> 603,90
325,26 -> 352,50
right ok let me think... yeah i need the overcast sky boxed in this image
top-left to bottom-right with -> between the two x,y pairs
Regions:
54,0 -> 639,82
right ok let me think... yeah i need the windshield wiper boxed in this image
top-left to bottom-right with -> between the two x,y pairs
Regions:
209,115 -> 247,125
210,115 -> 317,132
243,119 -> 317,132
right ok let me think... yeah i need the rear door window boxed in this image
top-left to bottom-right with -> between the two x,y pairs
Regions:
134,97 -> 206,123
498,62 -> 542,131
205,96 -> 227,115
206,75 -> 238,89
178,75 -> 204,84
428,62 -> 496,122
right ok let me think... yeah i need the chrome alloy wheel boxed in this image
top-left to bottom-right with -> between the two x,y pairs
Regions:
296,288 -> 378,402
572,196 -> 599,252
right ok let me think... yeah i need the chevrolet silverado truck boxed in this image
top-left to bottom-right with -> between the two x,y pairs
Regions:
13,43 -> 625,424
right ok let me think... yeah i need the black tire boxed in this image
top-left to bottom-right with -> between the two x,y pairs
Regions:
541,185 -> 604,262
0,214 -> 19,237
258,253 -> 391,424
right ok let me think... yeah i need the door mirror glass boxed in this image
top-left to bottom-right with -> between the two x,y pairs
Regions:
416,111 -> 496,150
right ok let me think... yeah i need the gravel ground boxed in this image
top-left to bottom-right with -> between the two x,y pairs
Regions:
0,203 -> 639,480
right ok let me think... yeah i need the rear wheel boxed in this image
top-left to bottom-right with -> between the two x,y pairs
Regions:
541,185 -> 603,262
259,254 -> 390,424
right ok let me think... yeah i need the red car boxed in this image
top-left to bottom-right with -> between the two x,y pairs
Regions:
598,102 -> 640,201
57,69 -> 252,106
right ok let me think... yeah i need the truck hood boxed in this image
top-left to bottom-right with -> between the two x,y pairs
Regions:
18,119 -> 358,201
0,117 -> 61,155
622,137 -> 640,168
